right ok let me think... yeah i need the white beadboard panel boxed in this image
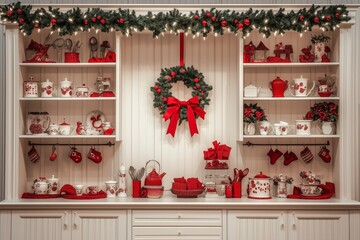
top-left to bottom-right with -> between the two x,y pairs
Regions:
0,24 -> 5,201
121,33 -> 239,190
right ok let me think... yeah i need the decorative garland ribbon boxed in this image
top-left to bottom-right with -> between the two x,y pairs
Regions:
163,96 -> 205,137
180,32 -> 184,67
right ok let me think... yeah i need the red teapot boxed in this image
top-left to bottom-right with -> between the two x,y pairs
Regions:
144,160 -> 166,186
269,76 -> 288,97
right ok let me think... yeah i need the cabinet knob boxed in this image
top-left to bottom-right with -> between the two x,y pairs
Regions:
178,214 -> 181,219
63,211 -> 68,228
178,231 -> 181,235
73,212 -> 78,228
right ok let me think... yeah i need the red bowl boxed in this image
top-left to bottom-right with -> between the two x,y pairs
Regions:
318,92 -> 332,97
143,186 -> 163,198
171,188 -> 205,198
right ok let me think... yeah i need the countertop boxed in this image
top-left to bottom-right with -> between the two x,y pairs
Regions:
1,196 -> 360,210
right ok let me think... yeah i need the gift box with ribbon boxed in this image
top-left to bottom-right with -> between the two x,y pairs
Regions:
203,141 -> 231,169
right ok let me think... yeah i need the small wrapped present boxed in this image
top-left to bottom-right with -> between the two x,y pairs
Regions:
203,141 -> 232,160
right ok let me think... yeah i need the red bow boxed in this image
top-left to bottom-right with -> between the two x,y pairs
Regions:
163,96 -> 205,137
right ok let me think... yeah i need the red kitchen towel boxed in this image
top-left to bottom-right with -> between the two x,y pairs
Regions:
287,182 -> 335,199
22,193 -> 61,199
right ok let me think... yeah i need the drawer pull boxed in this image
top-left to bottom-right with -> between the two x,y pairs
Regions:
178,231 -> 181,235
178,214 -> 181,219
63,211 -> 68,228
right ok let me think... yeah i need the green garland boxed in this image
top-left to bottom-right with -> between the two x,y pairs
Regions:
0,2 -> 351,37
151,66 -> 212,124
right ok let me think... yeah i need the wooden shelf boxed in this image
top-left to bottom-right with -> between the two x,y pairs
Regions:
19,63 -> 116,68
243,97 -> 340,101
243,62 -> 340,68
240,134 -> 340,139
19,97 -> 116,101
19,135 -> 116,139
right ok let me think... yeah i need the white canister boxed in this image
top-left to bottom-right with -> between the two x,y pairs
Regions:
295,120 -> 312,135
75,83 -> 89,97
41,79 -> 55,97
59,119 -> 73,135
48,123 -> 59,135
24,77 -> 39,98
105,180 -> 118,198
34,182 -> 49,195
244,83 -> 261,98
248,172 -> 272,199
48,175 -> 59,194
60,78 -> 73,97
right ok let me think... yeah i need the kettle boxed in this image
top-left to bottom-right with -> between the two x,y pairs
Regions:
269,76 -> 288,97
144,160 -> 166,186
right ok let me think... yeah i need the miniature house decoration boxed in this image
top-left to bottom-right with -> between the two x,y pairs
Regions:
254,41 -> 269,63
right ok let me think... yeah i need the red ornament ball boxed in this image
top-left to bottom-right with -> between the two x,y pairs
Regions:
194,15 -> 199,20
206,12 -> 211,18
314,17 -> 319,23
335,13 -> 340,18
244,18 -> 251,26
326,15 -> 331,21
97,16 -> 101,20
100,19 -> 105,24
19,18 -> 24,25
17,9 -> 22,15
118,18 -> 124,24
194,78 -> 199,83
234,19 -> 239,24
211,16 -> 216,22
202,20 -> 207,27
154,85 -> 159,90
237,23 -> 243,30
157,89 -> 161,93
221,20 -> 227,27
51,18 -> 57,25
299,15 -> 304,21
163,97 -> 168,102
84,19 -> 89,25
170,71 -> 176,77
34,23 -> 39,29
91,17 -> 97,23
7,10 -> 13,17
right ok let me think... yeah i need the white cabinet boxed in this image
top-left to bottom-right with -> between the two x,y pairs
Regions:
132,210 -> 223,240
227,210 -> 350,240
11,210 -> 127,240
227,210 -> 286,240
289,211 -> 349,240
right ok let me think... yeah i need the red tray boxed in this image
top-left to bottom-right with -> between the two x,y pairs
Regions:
171,188 -> 204,198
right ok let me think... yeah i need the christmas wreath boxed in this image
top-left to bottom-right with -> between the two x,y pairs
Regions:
151,66 -> 212,137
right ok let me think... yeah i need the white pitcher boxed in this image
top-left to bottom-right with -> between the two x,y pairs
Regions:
290,76 -> 315,97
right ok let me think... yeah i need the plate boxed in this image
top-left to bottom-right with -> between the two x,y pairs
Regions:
86,110 -> 106,134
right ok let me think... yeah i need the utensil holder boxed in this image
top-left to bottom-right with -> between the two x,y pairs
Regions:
132,180 -> 141,198
233,182 -> 242,198
225,184 -> 233,198
64,52 -> 80,63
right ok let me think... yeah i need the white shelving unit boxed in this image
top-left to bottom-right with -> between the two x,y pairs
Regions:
243,97 -> 340,101
19,97 -> 116,101
243,62 -> 340,68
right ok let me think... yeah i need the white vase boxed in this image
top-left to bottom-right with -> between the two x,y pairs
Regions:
318,121 -> 336,135
314,42 -> 325,63
244,123 -> 256,135
276,181 -> 287,198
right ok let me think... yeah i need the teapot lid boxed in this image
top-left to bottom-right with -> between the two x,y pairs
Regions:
59,118 -> 70,126
245,83 -> 257,89
254,172 -> 270,179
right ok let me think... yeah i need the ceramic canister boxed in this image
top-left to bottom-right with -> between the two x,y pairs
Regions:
41,79 -> 54,97
248,172 -> 272,199
295,120 -> 311,135
24,77 -> 39,98
48,175 -> 59,194
105,180 -> 118,198
60,78 -> 73,97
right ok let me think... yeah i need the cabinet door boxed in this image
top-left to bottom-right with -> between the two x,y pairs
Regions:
289,211 -> 349,240
132,226 -> 222,240
11,210 -> 70,240
227,210 -> 286,240
72,210 -> 127,240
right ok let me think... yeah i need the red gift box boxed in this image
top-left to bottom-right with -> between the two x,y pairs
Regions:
203,141 -> 232,160
172,182 -> 187,190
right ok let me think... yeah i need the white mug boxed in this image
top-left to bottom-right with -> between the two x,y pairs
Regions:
295,120 -> 312,135
105,181 -> 118,198
259,121 -> 273,135
75,184 -> 84,196
273,123 -> 282,136
279,121 -> 291,135
48,124 -> 59,135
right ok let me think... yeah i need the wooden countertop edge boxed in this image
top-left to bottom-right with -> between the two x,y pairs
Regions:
1,198 -> 360,210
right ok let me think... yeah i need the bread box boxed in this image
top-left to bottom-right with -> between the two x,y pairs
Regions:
244,83 -> 261,97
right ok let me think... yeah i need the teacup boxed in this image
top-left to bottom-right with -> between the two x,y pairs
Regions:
48,124 -> 59,135
279,121 -> 292,135
273,123 -> 282,136
259,121 -> 273,136
86,186 -> 98,195
75,184 -> 84,196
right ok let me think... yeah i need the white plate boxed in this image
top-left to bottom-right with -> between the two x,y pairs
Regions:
86,110 -> 106,134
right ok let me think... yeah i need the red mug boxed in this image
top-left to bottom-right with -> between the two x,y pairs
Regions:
87,147 -> 102,164
69,147 -> 82,163
233,182 -> 242,198
225,184 -> 233,198
132,180 -> 141,198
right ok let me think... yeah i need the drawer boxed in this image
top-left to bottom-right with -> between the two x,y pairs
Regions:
132,210 -> 222,226
132,226 -> 222,239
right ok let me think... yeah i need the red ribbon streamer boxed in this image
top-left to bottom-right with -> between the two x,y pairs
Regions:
180,32 -> 184,66
163,96 -> 205,137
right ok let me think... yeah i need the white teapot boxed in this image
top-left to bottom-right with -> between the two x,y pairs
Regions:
290,75 -> 315,97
